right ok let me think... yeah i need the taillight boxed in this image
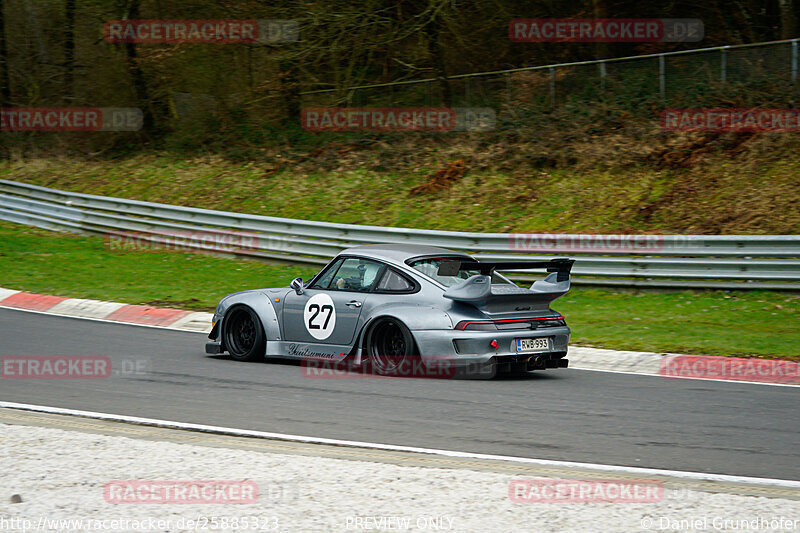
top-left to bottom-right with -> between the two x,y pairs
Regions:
455,316 -> 566,331
534,318 -> 567,328
455,321 -> 498,331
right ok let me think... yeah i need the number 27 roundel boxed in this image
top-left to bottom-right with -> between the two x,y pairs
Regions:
303,293 -> 337,340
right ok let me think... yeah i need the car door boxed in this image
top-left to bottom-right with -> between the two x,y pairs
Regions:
282,257 -> 385,346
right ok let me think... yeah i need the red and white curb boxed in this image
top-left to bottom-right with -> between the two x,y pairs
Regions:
1,287 -> 797,387
0,287 -> 212,333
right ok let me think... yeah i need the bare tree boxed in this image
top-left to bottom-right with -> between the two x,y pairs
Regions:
424,2 -> 453,106
64,0 -> 76,102
592,0 -> 609,59
120,0 -> 168,134
0,0 -> 10,106
777,0 -> 797,39
279,57 -> 301,122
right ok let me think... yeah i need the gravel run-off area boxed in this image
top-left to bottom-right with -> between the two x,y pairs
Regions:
1,423 -> 799,532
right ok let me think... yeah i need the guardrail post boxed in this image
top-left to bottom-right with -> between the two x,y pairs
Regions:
549,67 -> 555,106
793,40 -> 798,82
721,46 -> 728,82
659,55 -> 665,99
599,61 -> 606,92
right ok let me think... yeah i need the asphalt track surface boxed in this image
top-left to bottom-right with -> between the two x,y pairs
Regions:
1,308 -> 798,481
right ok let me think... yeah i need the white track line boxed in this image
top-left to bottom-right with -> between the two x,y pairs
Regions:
571,367 -> 800,389
2,304 -> 797,388
1,401 -> 798,489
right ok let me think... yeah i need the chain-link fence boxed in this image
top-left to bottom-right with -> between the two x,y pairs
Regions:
300,39 -> 800,115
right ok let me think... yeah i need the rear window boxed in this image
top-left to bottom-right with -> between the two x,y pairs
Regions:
408,257 -> 512,288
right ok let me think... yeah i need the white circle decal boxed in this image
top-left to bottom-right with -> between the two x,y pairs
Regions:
303,293 -> 337,340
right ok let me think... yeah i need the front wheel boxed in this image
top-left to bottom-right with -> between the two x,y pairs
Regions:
223,306 -> 265,362
364,318 -> 417,375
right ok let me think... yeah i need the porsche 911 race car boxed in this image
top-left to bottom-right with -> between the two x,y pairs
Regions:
206,244 -> 574,376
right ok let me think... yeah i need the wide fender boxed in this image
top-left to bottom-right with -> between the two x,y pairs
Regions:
354,304 -> 453,362
220,291 -> 282,343
360,303 -> 452,337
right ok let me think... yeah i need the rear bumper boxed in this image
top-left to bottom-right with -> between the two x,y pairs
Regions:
412,326 -> 571,367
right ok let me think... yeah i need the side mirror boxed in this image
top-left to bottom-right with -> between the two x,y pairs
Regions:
290,277 -> 305,294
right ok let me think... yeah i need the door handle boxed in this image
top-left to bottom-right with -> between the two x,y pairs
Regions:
346,300 -> 362,308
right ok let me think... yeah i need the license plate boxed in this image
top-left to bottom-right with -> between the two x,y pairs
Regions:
515,337 -> 550,353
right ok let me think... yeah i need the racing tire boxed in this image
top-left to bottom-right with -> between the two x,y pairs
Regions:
223,306 -> 265,362
364,318 -> 417,376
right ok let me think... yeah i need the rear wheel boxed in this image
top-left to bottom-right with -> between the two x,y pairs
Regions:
223,306 -> 265,362
364,318 -> 416,375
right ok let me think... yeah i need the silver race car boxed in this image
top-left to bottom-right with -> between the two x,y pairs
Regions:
206,244 -> 574,376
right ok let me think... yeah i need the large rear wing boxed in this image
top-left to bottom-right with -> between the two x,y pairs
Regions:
437,258 -> 575,282
438,258 -> 575,313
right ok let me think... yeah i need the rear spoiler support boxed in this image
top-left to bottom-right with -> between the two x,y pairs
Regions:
437,258 -> 575,282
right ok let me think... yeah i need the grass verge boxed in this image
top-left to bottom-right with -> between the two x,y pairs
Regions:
0,220 -> 797,360
2,150 -> 799,234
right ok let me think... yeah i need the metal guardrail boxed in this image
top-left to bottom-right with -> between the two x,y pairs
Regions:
1,179 -> 799,290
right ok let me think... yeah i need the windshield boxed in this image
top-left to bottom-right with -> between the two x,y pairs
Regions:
408,257 -> 513,288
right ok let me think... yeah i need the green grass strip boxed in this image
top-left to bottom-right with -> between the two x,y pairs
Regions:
0,220 -> 796,360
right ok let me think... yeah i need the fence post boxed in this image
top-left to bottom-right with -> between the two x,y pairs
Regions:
506,72 -> 511,106
793,40 -> 798,82
659,55 -> 665,99
721,46 -> 728,82
549,67 -> 555,106
465,78 -> 471,107
599,61 -> 606,91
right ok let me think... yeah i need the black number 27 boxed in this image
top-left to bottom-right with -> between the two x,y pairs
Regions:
308,304 -> 333,329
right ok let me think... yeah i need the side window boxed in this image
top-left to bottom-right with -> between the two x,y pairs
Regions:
309,258 -> 343,290
328,258 -> 384,292
376,268 -> 414,293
